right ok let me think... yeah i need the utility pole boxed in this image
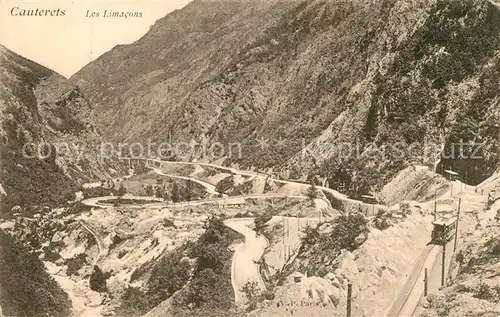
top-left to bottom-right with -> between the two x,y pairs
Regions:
347,283 -> 352,317
424,268 -> 428,297
287,218 -> 289,238
434,188 -> 438,221
282,218 -> 285,245
454,198 -> 461,253
441,241 -> 446,287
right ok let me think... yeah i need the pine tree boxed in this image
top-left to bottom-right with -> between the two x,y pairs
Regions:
171,182 -> 180,203
307,182 -> 318,200
89,265 -> 108,292
118,183 -> 126,197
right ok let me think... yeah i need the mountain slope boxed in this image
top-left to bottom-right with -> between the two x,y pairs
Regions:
72,0 -> 500,198
0,228 -> 72,316
71,0 -> 293,144
0,45 -> 122,215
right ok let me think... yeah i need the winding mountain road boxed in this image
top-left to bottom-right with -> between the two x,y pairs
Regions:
121,157 -> 385,213
78,220 -> 106,265
224,218 -> 268,305
151,167 -> 218,195
80,157 -> 343,307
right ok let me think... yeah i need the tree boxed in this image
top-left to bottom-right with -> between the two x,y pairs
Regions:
118,183 -> 126,197
307,182 -> 318,200
64,191 -> 76,202
184,268 -> 220,308
240,281 -> 261,311
185,181 -> 193,201
144,185 -> 154,197
147,254 -> 191,304
171,182 -> 181,203
254,213 -> 272,236
163,190 -> 171,201
215,176 -> 234,194
301,225 -> 319,246
332,213 -> 369,251
115,287 -> 152,317
65,253 -> 87,276
89,265 -> 109,292
0,229 -> 72,317
155,185 -> 165,198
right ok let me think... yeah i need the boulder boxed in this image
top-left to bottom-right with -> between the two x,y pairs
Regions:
334,268 -> 343,279
354,232 -> 368,246
84,291 -> 103,307
337,250 -> 358,280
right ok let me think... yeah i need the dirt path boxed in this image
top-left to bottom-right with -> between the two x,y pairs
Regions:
224,218 -> 268,305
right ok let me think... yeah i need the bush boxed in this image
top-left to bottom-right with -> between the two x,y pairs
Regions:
65,253 -> 87,276
215,176 -> 235,194
240,281 -> 261,311
89,265 -> 109,292
301,225 -> 320,246
474,282 -> 494,300
332,213 -> 369,251
0,229 -> 72,316
254,213 -> 272,236
374,217 -> 391,230
115,287 -> 152,317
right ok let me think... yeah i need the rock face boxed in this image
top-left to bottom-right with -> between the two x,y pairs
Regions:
72,0 -> 500,195
0,229 -> 72,316
0,45 -> 123,214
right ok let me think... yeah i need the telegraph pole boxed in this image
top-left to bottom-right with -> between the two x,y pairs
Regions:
454,198 -> 461,252
441,241 -> 446,287
424,268 -> 428,296
282,218 -> 285,245
347,283 -> 352,317
434,188 -> 438,221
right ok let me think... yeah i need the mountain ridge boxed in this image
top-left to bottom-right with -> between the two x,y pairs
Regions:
0,44 -> 123,215
72,0 -> 500,198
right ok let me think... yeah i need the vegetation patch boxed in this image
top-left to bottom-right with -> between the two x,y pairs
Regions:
0,229 -> 72,317
115,215 -> 244,317
297,213 -> 370,276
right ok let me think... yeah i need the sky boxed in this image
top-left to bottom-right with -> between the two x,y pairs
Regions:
0,0 -> 193,78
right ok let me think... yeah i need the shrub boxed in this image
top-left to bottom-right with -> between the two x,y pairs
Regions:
254,213 -> 272,236
215,176 -> 235,194
374,217 -> 391,230
89,265 -> 109,292
332,213 -> 369,251
0,229 -> 72,316
115,287 -> 152,317
240,281 -> 261,311
474,282 -> 494,300
65,253 -> 87,276
301,225 -> 320,246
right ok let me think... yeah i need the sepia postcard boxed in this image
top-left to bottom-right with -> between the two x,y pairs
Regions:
1,0 -> 500,316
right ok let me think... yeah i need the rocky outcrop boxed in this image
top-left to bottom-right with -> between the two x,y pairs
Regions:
71,0 -> 500,198
0,45 -> 124,214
